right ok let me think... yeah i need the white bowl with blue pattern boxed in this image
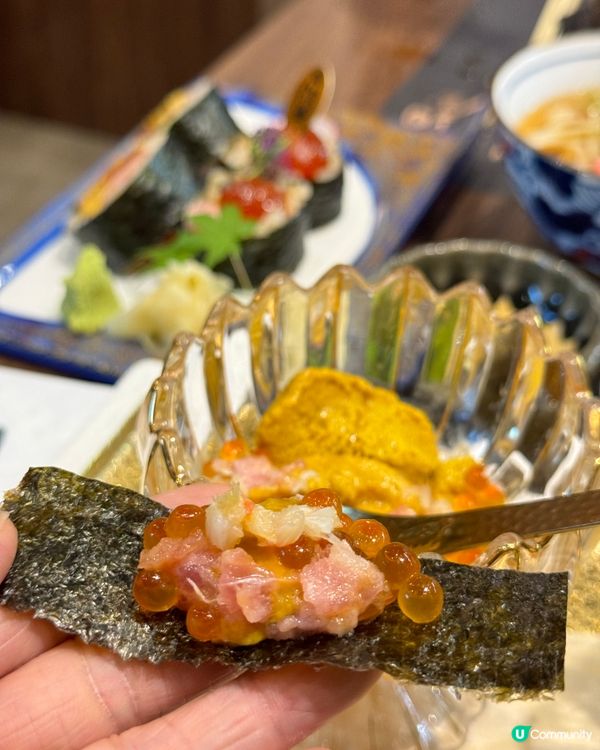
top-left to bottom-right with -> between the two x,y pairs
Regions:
492,32 -> 600,274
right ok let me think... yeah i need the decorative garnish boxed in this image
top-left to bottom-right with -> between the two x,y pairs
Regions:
136,204 -> 256,288
286,67 -> 327,130
253,127 -> 327,181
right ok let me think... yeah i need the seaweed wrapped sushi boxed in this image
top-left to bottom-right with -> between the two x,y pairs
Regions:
253,118 -> 344,227
72,130 -> 198,271
145,82 -> 251,174
188,167 -> 311,285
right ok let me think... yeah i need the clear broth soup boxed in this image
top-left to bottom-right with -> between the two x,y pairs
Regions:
516,88 -> 600,176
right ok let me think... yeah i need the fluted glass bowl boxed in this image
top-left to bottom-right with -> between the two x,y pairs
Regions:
137,264 -> 600,750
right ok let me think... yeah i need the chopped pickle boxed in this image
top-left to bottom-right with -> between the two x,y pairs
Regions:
260,497 -> 299,512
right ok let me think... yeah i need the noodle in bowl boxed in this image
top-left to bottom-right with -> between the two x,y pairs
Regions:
492,32 -> 600,274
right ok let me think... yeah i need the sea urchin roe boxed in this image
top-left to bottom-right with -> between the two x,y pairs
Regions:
398,572 -> 444,624
133,569 -> 179,612
375,542 -> 420,590
165,504 -> 206,538
346,519 -> 391,558
143,517 -> 167,549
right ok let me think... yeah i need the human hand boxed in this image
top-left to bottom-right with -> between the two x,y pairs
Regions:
0,485 -> 377,750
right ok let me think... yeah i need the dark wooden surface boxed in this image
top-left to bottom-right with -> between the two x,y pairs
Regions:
0,0 -> 275,134
0,0 -> 557,372
206,0 -> 552,251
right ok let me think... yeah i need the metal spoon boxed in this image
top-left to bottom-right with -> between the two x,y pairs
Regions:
348,488 -> 600,553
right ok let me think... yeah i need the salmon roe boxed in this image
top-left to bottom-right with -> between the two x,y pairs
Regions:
164,504 -> 206,538
375,542 -> 420,590
133,569 -> 179,612
143,517 -> 167,549
220,178 -> 284,220
186,603 -> 222,642
398,572 -> 444,623
277,535 -> 316,568
346,519 -> 391,558
304,488 -> 343,515
219,438 -> 248,461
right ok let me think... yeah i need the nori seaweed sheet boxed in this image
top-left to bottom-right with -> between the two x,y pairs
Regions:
215,211 -> 308,286
171,88 -> 242,169
308,169 -> 344,227
75,133 -> 198,271
0,467 -> 567,698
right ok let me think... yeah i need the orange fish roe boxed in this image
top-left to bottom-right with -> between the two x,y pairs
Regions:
133,489 -> 445,644
277,535 -> 316,568
346,519 -> 391,558
186,603 -> 222,641
304,487 -> 343,515
164,504 -> 206,538
143,517 -> 167,550
375,542 -> 420,591
398,573 -> 444,624
133,569 -> 179,612
203,438 -> 249,476
445,546 -> 485,565
219,438 -> 248,461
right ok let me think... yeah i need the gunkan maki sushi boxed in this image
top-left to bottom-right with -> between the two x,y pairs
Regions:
253,119 -> 344,227
72,131 -> 198,272
188,168 -> 311,285
170,87 -> 251,173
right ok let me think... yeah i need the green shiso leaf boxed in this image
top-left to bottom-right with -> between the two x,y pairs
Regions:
137,205 -> 256,270
0,467 -> 567,698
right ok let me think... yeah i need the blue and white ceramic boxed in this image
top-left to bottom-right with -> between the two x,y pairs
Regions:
492,33 -> 600,274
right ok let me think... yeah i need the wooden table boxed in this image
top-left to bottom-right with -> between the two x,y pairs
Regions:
0,0 -> 556,372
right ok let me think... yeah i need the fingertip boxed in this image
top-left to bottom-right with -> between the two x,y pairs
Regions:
0,511 -> 18,580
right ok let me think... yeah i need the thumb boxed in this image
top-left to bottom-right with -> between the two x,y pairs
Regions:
0,511 -> 18,580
